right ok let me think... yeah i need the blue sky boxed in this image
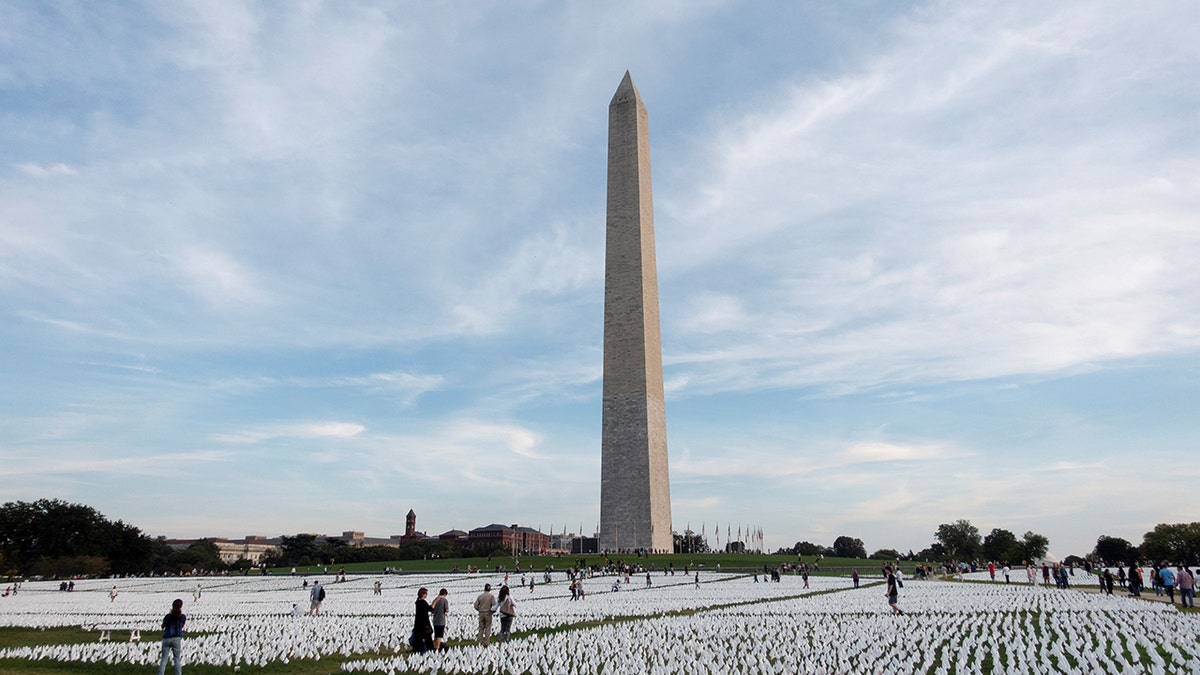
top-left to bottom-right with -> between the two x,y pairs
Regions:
2,1 -> 1197,558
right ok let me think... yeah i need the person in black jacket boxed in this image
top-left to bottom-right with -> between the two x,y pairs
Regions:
412,587 -> 434,653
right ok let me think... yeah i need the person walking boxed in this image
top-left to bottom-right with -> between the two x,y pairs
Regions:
497,585 -> 517,642
411,587 -> 434,653
431,588 -> 450,652
109,586 -> 118,602
852,569 -> 860,588
309,581 -> 324,615
473,583 -> 496,646
157,598 -> 186,675
1177,566 -> 1195,608
885,565 -> 904,615
1160,565 -> 1177,604
1128,563 -> 1143,597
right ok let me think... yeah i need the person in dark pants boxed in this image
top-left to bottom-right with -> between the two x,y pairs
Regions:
412,588 -> 434,653
497,585 -> 517,641
885,565 -> 904,615
1160,566 -> 1177,604
431,588 -> 450,652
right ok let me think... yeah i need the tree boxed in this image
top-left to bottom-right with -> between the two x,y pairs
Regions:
274,534 -> 320,566
174,539 -> 225,572
1094,535 -> 1139,565
872,549 -> 902,560
1016,531 -> 1050,563
982,528 -> 1019,563
673,530 -> 709,554
915,543 -> 946,561
832,536 -> 867,559
1140,523 -> 1200,564
793,541 -> 825,557
935,520 -> 982,561
0,499 -> 156,575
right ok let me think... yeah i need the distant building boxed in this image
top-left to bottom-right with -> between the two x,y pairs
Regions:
468,524 -> 550,554
164,537 -> 277,565
572,537 -> 599,555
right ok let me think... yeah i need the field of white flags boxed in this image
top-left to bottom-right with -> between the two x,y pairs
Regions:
2,569 -> 1200,674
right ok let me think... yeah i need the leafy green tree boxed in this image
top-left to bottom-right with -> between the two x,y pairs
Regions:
871,549 -> 902,560
1094,535 -> 1139,564
172,539 -> 225,572
935,520 -> 982,561
982,528 -> 1019,562
1016,531 -> 1050,563
793,541 -> 825,557
33,555 -> 109,577
915,543 -> 946,561
316,537 -> 350,565
832,536 -> 867,559
673,530 -> 709,554
1140,523 -> 1200,564
0,499 -> 156,575
277,534 -> 320,566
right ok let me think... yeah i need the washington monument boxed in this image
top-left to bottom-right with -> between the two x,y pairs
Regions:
599,72 -> 673,553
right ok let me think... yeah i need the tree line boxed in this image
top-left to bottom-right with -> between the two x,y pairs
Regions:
787,520 -> 1051,564
1093,523 -> 1200,565
786,520 -> 1200,566
0,499 -> 516,577
6,500 -> 1200,577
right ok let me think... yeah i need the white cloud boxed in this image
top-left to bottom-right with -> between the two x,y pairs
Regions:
15,162 -> 77,177
658,0 -> 1200,396
214,421 -> 365,444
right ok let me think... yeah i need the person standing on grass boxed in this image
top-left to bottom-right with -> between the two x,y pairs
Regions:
473,583 -> 496,646
431,588 -> 450,652
885,565 -> 904,615
496,585 -> 516,642
1176,566 -> 1194,608
309,581 -> 324,615
412,587 -> 434,653
1160,565 -> 1177,604
157,598 -> 186,675
1128,563 -> 1143,597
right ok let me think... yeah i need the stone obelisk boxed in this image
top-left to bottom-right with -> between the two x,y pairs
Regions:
599,71 -> 673,554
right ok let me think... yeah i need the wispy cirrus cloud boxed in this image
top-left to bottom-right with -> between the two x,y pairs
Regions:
213,421 -> 365,444
659,1 -> 1200,396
